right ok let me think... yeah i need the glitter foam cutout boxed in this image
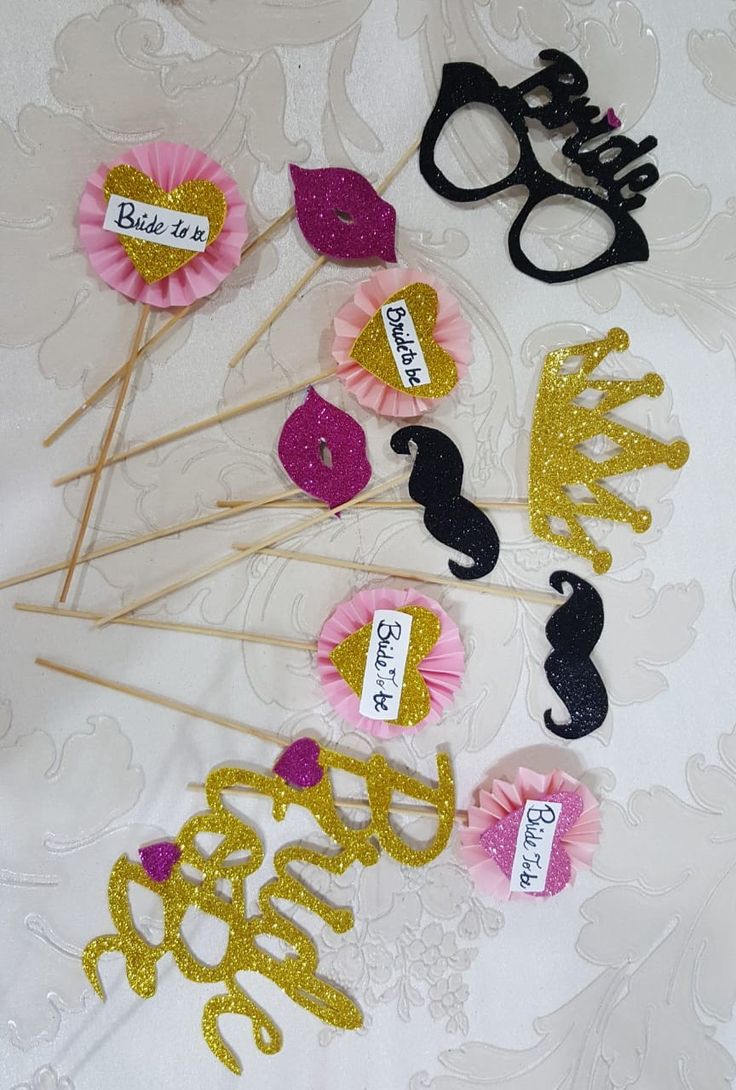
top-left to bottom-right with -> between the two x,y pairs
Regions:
290,164 -> 397,261
277,387 -> 372,508
79,141 -> 248,307
332,267 -> 472,417
317,587 -> 465,739
84,744 -> 455,1073
459,767 -> 601,901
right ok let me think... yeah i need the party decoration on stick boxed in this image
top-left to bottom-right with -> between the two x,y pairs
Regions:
227,138 -> 420,371
460,767 -> 600,899
290,165 -> 397,261
420,49 -> 659,282
317,587 -> 464,738
543,571 -> 608,739
332,267 -> 471,417
54,266 -> 471,488
84,741 -> 454,1073
528,327 -> 690,574
391,425 -> 499,579
277,387 -> 372,508
80,141 -> 247,306
44,205 -> 295,448
57,141 -> 247,601
32,648 -> 455,1074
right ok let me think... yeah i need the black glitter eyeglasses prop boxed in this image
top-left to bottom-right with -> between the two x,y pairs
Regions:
419,49 -> 660,283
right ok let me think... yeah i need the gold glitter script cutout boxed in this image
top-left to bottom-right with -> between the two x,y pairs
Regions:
351,283 -> 458,398
103,164 -> 227,283
528,326 -> 690,574
83,744 -> 455,1074
329,605 -> 441,726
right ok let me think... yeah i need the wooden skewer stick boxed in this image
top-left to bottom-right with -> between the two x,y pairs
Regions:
96,472 -> 410,627
43,205 -> 297,447
0,487 -> 302,593
217,498 -> 530,511
227,255 -> 328,370
58,305 -> 150,602
186,781 -> 467,819
35,657 -> 283,745
226,135 -> 422,372
15,603 -> 317,652
32,657 -> 465,817
255,547 -> 560,607
53,368 -> 337,487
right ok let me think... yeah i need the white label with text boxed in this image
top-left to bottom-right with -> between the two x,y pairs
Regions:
380,299 -> 431,389
509,800 -> 562,894
103,194 -> 210,252
358,609 -> 413,720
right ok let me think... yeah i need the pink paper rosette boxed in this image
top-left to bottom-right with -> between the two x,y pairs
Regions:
317,587 -> 464,740
460,767 -> 601,900
331,267 -> 472,417
78,141 -> 247,308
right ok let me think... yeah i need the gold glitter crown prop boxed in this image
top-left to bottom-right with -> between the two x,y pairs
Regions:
529,327 -> 689,574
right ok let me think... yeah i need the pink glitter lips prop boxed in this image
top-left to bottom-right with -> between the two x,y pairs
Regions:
277,387 -> 372,508
290,164 -> 397,262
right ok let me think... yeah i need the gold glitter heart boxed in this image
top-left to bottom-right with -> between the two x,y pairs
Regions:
329,605 -> 441,727
350,282 -> 458,399
103,164 -> 228,284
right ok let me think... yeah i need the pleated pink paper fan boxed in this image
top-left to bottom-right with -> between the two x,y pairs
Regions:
459,767 -> 601,900
317,587 -> 464,739
78,141 -> 247,308
331,267 -> 471,417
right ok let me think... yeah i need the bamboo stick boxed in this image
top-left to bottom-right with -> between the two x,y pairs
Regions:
255,547 -> 560,607
96,472 -> 410,626
15,603 -> 317,651
35,657 -> 282,745
43,205 -> 296,446
53,369 -> 337,487
186,781 -> 464,817
58,305 -> 150,601
217,498 -> 531,511
0,488 -> 301,593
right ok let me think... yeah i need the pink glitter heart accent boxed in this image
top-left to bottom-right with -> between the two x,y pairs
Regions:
606,107 -> 622,129
274,738 -> 324,789
278,387 -> 372,509
290,164 -> 397,262
480,791 -> 583,897
139,840 -> 181,883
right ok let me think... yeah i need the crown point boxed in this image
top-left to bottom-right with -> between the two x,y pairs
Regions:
592,550 -> 612,575
641,372 -> 665,397
630,509 -> 652,533
607,328 -> 629,352
666,440 -> 690,469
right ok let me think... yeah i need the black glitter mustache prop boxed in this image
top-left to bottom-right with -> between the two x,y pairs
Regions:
543,570 -> 608,739
390,425 -> 500,580
419,49 -> 659,283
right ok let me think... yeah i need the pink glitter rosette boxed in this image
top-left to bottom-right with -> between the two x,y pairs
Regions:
331,267 -> 472,417
460,767 -> 601,900
317,587 -> 464,740
78,141 -> 247,308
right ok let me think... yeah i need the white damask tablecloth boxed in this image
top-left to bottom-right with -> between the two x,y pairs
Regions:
2,2 -> 736,1088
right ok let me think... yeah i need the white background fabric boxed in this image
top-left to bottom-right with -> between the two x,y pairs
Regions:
1,1 -> 735,1087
